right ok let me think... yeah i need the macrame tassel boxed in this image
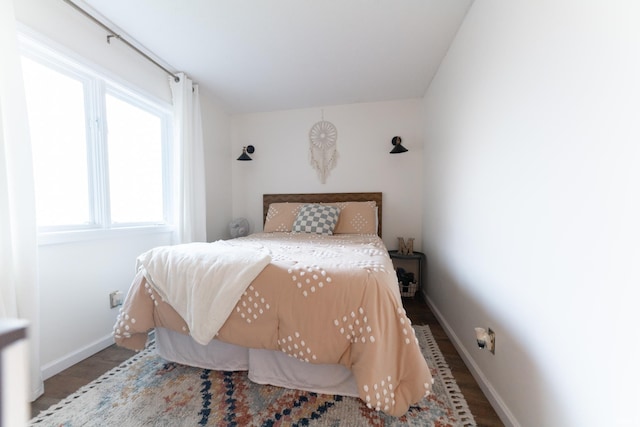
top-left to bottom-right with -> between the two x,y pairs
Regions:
309,145 -> 339,184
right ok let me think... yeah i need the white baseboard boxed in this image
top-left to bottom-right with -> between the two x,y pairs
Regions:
41,334 -> 115,380
422,290 -> 520,427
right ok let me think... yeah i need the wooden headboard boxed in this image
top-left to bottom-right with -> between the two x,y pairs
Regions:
263,192 -> 383,237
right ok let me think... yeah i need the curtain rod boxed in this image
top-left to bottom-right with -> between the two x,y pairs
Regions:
62,0 -> 180,82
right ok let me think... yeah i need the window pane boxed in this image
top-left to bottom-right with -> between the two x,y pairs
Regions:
105,94 -> 164,224
21,57 -> 91,227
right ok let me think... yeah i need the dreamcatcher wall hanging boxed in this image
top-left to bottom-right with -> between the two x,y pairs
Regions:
309,111 -> 338,184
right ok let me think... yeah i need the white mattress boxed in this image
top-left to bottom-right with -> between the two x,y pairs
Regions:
155,327 -> 358,397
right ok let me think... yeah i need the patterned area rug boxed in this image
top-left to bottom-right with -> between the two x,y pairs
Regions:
30,326 -> 476,426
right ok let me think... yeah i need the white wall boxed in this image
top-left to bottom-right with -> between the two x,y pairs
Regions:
421,1 -> 640,426
38,233 -> 172,378
200,90 -> 232,241
15,0 -> 230,378
230,99 -> 424,249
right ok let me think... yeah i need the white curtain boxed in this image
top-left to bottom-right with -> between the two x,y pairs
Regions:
170,73 -> 207,243
0,0 -> 44,401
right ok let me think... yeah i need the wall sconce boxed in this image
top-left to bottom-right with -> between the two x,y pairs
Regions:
237,145 -> 255,161
390,136 -> 408,154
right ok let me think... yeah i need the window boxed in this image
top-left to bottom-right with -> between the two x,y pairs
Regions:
20,36 -> 173,240
105,92 -> 165,224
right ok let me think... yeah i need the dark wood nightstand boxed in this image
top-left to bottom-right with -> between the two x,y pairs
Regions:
388,250 -> 426,298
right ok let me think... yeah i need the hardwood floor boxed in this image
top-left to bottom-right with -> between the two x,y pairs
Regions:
31,296 -> 503,426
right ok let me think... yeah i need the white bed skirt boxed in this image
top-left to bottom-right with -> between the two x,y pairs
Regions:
155,327 -> 359,397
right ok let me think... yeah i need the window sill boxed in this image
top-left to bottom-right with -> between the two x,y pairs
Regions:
37,225 -> 175,246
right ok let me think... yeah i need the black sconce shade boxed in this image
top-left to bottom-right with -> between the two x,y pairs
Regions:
237,145 -> 255,161
390,136 -> 408,154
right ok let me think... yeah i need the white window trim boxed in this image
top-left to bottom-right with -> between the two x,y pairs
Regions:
37,224 -> 176,246
19,28 -> 176,245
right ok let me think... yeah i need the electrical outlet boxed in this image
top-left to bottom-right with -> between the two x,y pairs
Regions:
487,328 -> 496,354
109,291 -> 123,309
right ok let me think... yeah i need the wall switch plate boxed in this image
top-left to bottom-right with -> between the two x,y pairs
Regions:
109,291 -> 123,309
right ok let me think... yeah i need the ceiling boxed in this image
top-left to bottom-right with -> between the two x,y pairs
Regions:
81,0 -> 473,114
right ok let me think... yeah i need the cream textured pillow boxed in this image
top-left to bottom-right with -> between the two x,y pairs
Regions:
263,203 -> 304,232
326,201 -> 377,234
292,204 -> 341,235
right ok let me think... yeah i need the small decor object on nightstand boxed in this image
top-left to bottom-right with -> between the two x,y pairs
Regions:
229,218 -> 250,238
397,237 -> 414,255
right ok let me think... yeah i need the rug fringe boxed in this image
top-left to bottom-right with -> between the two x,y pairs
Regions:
418,326 -> 478,427
29,343 -> 157,425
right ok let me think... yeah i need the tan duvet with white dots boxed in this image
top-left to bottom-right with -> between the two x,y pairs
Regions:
113,232 -> 432,417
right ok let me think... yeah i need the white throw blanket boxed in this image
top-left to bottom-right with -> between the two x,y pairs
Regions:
136,240 -> 271,345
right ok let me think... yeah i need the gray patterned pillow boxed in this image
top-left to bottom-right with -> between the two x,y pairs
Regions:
292,204 -> 341,235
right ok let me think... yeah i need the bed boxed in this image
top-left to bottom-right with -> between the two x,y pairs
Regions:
113,192 -> 432,417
